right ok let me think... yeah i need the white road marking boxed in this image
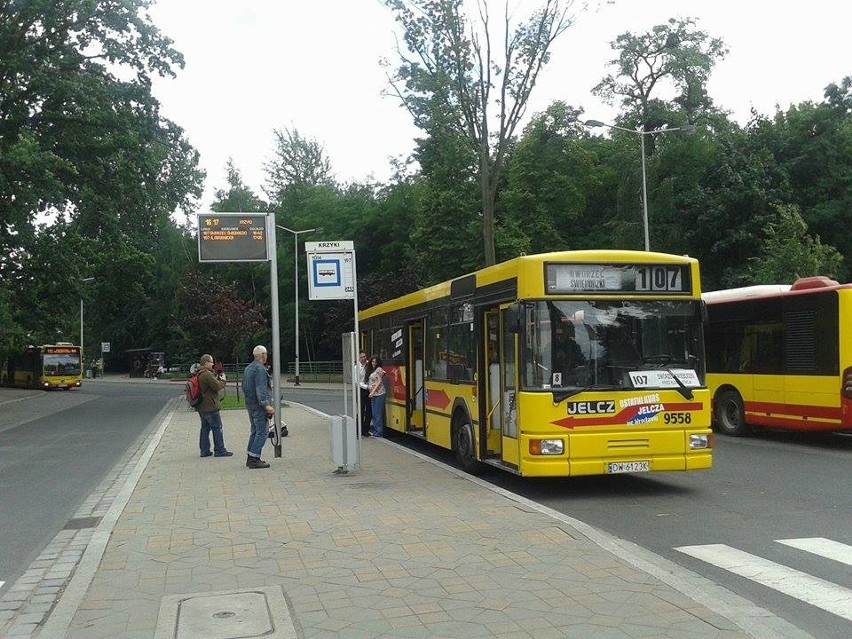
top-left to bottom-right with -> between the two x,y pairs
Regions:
676,543 -> 852,622
778,537 -> 852,567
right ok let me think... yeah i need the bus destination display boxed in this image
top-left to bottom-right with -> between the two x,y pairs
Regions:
545,263 -> 692,294
198,213 -> 269,263
44,346 -> 79,355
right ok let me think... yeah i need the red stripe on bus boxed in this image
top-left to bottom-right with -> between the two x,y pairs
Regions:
744,414 -> 841,431
744,401 -> 841,420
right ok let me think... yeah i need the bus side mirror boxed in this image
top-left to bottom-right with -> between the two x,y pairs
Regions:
505,303 -> 522,334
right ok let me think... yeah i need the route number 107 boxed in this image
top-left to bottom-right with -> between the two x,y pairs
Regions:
635,266 -> 684,291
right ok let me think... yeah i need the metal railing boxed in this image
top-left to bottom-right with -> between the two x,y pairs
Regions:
283,360 -> 343,382
168,360 -> 344,382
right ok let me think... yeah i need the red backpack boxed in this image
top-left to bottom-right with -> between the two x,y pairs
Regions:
184,372 -> 203,409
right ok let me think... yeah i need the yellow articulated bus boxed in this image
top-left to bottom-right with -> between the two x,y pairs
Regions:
2,343 -> 83,390
704,276 -> 852,436
359,250 -> 713,477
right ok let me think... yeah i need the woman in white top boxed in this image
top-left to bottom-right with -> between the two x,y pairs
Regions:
367,356 -> 386,437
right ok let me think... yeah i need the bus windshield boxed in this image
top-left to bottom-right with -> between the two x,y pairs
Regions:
520,300 -> 705,391
43,353 -> 81,376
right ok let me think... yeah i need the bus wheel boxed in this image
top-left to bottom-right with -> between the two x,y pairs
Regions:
714,390 -> 749,436
454,421 -> 482,475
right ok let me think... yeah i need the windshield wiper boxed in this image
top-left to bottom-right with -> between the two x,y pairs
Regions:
665,369 -> 694,400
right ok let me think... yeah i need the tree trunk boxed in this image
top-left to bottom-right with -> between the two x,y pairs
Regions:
482,170 -> 496,266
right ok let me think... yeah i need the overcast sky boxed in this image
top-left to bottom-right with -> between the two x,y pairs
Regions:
149,0 -> 849,209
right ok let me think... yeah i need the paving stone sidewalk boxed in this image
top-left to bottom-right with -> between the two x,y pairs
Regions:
2,386 -> 810,638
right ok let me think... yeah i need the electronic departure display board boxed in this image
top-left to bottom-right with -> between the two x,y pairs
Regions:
197,213 -> 269,263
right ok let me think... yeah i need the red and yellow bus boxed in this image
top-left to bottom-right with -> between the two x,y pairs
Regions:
2,343 -> 83,390
704,276 -> 852,436
359,250 -> 713,477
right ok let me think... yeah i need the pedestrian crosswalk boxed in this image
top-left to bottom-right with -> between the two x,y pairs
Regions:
676,537 -> 852,622
778,537 -> 852,567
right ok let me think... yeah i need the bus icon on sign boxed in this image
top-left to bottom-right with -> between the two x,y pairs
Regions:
313,259 -> 341,287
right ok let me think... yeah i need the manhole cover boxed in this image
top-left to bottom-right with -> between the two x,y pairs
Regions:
155,586 -> 296,639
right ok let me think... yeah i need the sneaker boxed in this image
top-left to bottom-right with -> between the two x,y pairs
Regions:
214,450 -> 234,457
247,457 -> 270,469
200,452 -> 213,458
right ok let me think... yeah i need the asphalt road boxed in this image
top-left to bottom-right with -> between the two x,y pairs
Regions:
0,380 -> 180,596
489,431 -> 852,639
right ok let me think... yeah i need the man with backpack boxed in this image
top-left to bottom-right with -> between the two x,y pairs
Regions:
195,354 -> 233,458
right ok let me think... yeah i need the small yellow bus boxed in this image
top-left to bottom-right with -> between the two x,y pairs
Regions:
359,250 -> 713,477
704,276 -> 852,436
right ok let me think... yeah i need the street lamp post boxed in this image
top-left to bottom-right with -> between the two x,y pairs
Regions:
276,225 -> 318,386
584,120 -> 695,251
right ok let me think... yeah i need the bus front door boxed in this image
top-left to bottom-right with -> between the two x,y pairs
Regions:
500,307 -> 519,467
407,320 -> 426,434
484,311 -> 502,458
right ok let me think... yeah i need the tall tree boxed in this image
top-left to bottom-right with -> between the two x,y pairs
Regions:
215,160 -> 269,213
593,17 -> 728,127
384,0 -> 574,265
501,101 -> 597,254
264,127 -> 334,202
409,119 -> 482,281
588,18 -> 726,253
0,0 -> 203,357
0,0 -> 198,246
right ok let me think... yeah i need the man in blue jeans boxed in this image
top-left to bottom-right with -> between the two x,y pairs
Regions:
242,345 -> 275,469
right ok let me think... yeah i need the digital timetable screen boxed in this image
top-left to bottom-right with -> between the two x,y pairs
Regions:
197,213 -> 269,263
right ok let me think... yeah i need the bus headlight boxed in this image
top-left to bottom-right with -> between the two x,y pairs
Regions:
530,439 -> 564,455
689,434 -> 712,449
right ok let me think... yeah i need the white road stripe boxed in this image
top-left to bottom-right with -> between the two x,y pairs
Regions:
676,543 -> 852,622
777,538 -> 852,567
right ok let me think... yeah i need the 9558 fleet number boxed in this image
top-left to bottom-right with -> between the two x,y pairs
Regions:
663,412 -> 692,424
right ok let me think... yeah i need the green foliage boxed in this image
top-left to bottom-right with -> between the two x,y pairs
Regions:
173,273 -> 267,363
383,0 -> 573,264
760,90 -> 852,279
264,128 -> 334,197
594,17 -> 728,124
501,102 -> 598,253
6,4 -> 852,366
745,204 -> 842,284
0,0 -> 203,367
409,123 -> 482,280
